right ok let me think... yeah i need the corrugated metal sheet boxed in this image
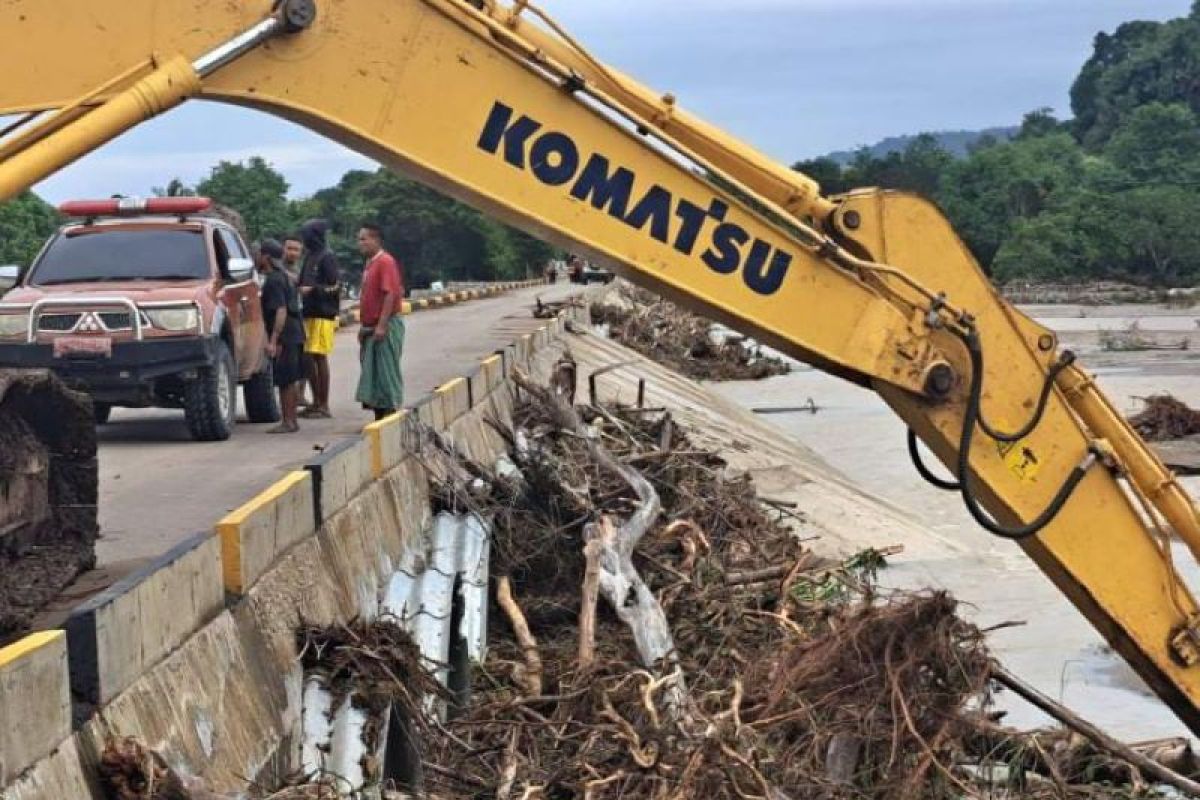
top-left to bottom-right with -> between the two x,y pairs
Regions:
301,512 -> 491,789
383,512 -> 490,692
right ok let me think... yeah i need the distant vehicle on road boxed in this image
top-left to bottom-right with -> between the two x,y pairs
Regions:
567,255 -> 614,285
581,263 -> 616,284
0,197 -> 278,441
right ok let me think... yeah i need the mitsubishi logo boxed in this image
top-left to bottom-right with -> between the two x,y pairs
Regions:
77,312 -> 102,333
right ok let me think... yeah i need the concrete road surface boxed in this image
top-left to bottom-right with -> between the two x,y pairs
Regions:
89,282 -> 580,579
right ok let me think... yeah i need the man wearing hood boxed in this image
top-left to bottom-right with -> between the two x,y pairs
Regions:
297,219 -> 341,418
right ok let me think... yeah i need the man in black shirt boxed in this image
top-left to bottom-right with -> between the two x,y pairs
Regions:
255,239 -> 306,433
298,219 -> 341,418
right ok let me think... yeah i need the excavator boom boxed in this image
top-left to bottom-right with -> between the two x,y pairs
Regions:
3,0 -> 1200,733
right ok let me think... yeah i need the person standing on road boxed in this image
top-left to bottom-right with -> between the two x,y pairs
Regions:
282,234 -> 314,408
254,239 -> 306,434
355,223 -> 405,421
282,235 -> 304,282
298,219 -> 341,419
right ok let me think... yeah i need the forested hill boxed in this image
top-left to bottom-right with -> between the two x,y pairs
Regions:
820,127 -> 1018,166
794,3 -> 1200,287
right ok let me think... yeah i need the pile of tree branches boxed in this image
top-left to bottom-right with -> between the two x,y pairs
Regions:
417,369 -> 1191,799
1129,394 -> 1200,441
94,370 -> 1200,800
590,285 -> 789,381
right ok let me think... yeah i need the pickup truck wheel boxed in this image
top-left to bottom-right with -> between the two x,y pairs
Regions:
184,343 -> 237,441
93,403 -> 112,425
243,361 -> 281,423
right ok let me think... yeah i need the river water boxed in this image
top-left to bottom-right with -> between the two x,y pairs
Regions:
713,304 -> 1200,740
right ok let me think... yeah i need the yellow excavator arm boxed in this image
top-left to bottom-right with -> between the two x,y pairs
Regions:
3,0 -> 1200,732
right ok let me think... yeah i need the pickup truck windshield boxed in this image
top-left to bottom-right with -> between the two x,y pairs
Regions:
30,229 -> 209,285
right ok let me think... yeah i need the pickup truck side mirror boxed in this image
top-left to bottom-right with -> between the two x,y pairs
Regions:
0,265 -> 20,292
226,257 -> 255,284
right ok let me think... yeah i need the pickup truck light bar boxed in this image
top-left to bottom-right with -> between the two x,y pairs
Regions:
58,197 -> 213,218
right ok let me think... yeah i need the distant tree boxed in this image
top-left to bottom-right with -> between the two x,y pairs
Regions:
196,157 -> 290,242
993,212 -> 1089,283
833,135 -> 953,198
784,4 -> 1200,287
1103,102 -> 1200,184
1016,108 -> 1063,140
937,133 -> 1085,267
0,192 -> 60,267
1112,185 -> 1200,284
791,157 -> 850,194
1070,16 -> 1200,148
301,168 -> 554,288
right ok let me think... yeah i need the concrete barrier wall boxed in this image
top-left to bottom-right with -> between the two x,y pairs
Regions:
217,471 -> 316,595
340,278 -> 545,324
1,302 -> 583,797
0,631 -> 70,787
64,532 -> 223,709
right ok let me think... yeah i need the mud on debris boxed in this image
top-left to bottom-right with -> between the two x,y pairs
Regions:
0,369 -> 97,640
590,285 -> 790,381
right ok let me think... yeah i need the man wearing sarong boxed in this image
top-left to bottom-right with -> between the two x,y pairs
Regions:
355,223 -> 405,420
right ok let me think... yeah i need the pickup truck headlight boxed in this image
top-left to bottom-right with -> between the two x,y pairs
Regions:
0,311 -> 29,338
144,306 -> 200,332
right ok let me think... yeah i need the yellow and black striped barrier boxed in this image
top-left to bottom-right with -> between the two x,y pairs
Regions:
338,279 -> 545,325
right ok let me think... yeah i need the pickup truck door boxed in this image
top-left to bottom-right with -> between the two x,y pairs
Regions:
214,228 -> 266,381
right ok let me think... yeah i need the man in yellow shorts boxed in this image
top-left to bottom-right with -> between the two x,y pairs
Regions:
297,219 -> 342,418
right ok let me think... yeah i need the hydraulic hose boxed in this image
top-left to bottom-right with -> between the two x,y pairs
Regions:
907,428 -> 961,491
950,326 -> 1096,540
977,350 -> 1076,443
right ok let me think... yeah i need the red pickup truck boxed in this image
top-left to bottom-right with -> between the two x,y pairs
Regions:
0,197 -> 278,441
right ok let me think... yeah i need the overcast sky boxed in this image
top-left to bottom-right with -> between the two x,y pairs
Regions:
32,0 -> 1191,203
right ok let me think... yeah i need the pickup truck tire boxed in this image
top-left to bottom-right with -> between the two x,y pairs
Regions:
93,402 -> 112,425
243,362 -> 281,423
184,343 -> 237,442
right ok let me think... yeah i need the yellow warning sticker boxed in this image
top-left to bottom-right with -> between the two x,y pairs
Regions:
995,440 -> 1041,483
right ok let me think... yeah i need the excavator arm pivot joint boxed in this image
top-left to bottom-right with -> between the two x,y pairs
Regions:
1172,618 -> 1200,667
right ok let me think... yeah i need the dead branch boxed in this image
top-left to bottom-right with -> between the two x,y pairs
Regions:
993,663 -> 1200,797
497,728 -> 520,800
497,576 -> 543,697
578,530 -> 603,670
515,370 -> 686,717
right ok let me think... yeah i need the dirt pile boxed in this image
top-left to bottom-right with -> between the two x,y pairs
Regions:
1129,395 -> 1200,442
0,369 -> 97,640
590,285 -> 789,381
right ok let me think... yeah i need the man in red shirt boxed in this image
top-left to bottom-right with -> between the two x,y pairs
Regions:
355,224 -> 406,420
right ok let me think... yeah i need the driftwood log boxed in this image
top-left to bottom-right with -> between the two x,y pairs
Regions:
516,370 -> 687,717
